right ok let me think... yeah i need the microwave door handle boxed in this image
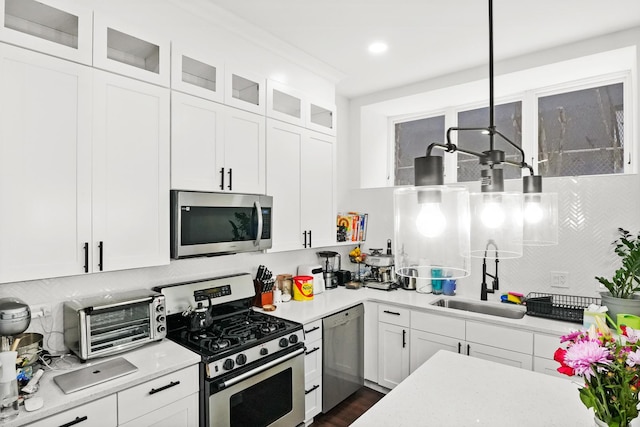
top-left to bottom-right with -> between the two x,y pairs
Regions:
254,200 -> 263,247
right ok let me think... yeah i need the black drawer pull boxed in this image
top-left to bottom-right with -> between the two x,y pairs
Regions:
220,167 -> 225,190
59,416 -> 88,427
305,384 -> 320,395
83,242 -> 89,273
149,380 -> 180,395
383,310 -> 400,316
304,326 -> 320,334
98,241 -> 104,271
305,346 -> 320,356
402,329 -> 407,348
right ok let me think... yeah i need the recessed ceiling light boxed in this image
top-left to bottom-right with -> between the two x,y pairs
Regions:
368,42 -> 388,55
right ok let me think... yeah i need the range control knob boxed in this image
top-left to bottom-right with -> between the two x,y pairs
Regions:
260,348 -> 268,356
223,359 -> 235,370
157,325 -> 166,333
156,315 -> 165,323
156,304 -> 165,313
279,338 -> 289,348
288,334 -> 299,344
236,354 -> 247,365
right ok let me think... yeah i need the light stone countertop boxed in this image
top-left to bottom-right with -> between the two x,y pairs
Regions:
351,349 -> 594,427
264,286 -> 582,336
6,340 -> 200,427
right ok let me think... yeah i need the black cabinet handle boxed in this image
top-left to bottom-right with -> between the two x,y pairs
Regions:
98,241 -> 103,271
402,329 -> 406,348
305,346 -> 320,356
383,310 -> 400,316
304,326 -> 320,334
303,230 -> 308,248
308,229 -> 312,247
228,168 -> 232,191
467,344 -> 471,356
83,242 -> 88,273
220,167 -> 225,190
149,380 -> 180,395
458,342 -> 462,354
59,416 -> 88,427
305,384 -> 320,395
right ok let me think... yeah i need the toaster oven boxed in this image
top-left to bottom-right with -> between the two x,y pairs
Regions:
63,289 -> 167,360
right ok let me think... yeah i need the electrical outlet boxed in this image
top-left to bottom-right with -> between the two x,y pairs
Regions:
550,271 -> 569,289
30,304 -> 51,319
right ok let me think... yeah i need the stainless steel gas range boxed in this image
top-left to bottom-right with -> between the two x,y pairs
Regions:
154,273 -> 305,427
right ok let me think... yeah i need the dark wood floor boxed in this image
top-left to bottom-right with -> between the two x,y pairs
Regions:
311,387 -> 385,427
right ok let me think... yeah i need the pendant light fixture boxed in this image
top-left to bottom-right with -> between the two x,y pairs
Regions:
393,0 -> 558,282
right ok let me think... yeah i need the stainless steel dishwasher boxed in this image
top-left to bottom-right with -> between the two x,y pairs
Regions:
322,303 -> 364,413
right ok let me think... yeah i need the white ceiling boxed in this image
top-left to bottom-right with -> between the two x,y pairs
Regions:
204,0 -> 640,99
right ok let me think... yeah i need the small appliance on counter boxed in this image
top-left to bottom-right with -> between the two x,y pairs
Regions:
364,249 -> 397,291
317,251 -> 341,289
297,264 -> 325,294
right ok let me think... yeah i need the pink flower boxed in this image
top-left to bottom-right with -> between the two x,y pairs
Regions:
622,326 -> 640,344
626,349 -> 640,367
560,330 -> 583,343
563,340 -> 612,380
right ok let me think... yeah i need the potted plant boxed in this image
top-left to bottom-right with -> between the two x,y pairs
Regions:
596,228 -> 640,322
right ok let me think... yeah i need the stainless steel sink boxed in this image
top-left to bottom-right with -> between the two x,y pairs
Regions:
430,298 -> 526,319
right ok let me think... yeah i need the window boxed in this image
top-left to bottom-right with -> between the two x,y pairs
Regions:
457,101 -> 523,182
394,115 -> 444,185
537,83 -> 624,177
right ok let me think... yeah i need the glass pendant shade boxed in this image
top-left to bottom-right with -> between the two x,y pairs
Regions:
523,192 -> 558,246
469,192 -> 523,259
393,186 -> 471,282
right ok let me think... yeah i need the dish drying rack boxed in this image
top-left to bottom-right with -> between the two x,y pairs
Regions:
525,292 -> 601,324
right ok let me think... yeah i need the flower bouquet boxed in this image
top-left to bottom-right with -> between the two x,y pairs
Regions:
555,317 -> 640,427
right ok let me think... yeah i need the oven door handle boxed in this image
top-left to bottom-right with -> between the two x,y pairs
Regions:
253,200 -> 263,247
222,347 -> 304,389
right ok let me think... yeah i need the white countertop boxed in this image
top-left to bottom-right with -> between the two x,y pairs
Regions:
266,286 -> 580,336
351,350 -> 593,426
7,340 -> 200,427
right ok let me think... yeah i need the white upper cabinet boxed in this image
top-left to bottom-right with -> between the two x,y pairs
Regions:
266,119 -> 335,251
224,66 -> 265,115
307,100 -> 336,136
172,92 -> 265,194
93,13 -> 170,87
171,43 -> 224,103
0,0 -> 92,64
266,79 -> 306,127
92,70 -> 170,272
0,44 -> 92,283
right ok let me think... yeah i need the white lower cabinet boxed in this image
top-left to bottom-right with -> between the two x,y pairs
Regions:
533,332 -> 570,379
376,305 -> 535,390
26,395 -> 118,427
377,305 -> 410,389
303,319 -> 323,424
117,365 -> 199,426
26,365 -> 199,427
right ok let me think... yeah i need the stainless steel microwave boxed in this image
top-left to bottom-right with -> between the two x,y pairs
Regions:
171,191 -> 273,258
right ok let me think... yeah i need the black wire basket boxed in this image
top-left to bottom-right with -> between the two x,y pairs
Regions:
524,292 -> 601,324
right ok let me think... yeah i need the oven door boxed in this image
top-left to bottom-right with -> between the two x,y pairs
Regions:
208,347 -> 305,427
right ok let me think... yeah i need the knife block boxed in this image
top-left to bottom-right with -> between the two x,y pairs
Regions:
253,280 -> 273,308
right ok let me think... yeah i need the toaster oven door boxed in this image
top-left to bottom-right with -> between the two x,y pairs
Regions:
85,302 -> 154,358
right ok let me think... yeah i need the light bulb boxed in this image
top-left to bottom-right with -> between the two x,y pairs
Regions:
415,203 -> 446,237
480,201 -> 505,229
524,201 -> 544,224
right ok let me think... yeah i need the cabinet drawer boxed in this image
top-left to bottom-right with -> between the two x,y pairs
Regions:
118,392 -> 199,427
466,321 -> 533,354
118,365 -> 199,425
534,333 -> 561,358
26,395 -> 117,427
378,305 -> 410,327
411,310 -> 465,339
304,338 -> 323,383
534,356 -> 572,380
304,381 -> 322,422
304,320 -> 322,342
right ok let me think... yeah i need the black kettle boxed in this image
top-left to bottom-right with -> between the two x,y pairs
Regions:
188,302 -> 213,331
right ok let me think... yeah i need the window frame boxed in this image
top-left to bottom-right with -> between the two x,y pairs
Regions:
390,70 -> 633,185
